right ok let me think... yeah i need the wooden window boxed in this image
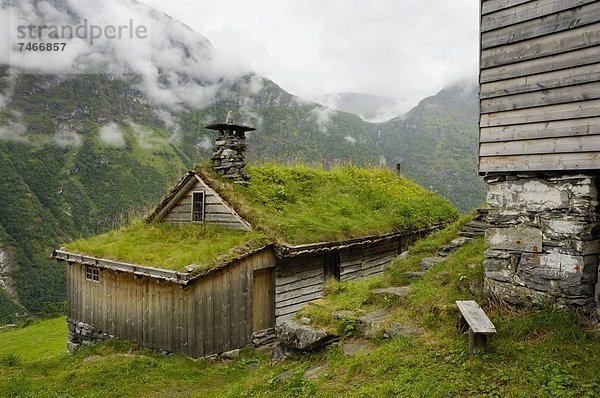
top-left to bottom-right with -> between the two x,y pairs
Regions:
85,267 -> 99,282
191,191 -> 205,222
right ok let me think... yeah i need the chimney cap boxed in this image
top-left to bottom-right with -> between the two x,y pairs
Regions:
205,123 -> 256,133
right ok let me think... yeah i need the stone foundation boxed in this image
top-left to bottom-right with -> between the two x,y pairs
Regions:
67,318 -> 114,353
483,173 -> 599,311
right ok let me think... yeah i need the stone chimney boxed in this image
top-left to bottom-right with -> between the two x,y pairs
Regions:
205,112 -> 255,182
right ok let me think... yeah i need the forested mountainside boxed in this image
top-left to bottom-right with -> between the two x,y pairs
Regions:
0,0 -> 483,322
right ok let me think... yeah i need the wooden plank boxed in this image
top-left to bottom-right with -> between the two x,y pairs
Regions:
482,0 -> 596,32
482,0 -> 532,15
456,301 -> 497,334
481,23 -> 600,69
481,45 -> 600,83
275,291 -> 323,309
479,152 -> 600,172
276,260 -> 322,278
362,264 -> 387,277
340,270 -> 361,282
222,269 -> 232,352
204,204 -> 235,215
480,134 -> 600,156
204,213 -> 242,223
275,276 -> 323,294
480,99 -> 600,127
482,1 -> 600,48
276,268 -> 322,287
193,284 -> 204,357
340,263 -> 362,276
481,81 -> 600,113
275,283 -> 323,303
360,241 -> 398,257
203,278 -> 215,355
480,63 -> 600,99
275,301 -> 313,317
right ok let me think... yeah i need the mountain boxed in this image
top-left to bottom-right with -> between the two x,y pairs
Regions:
376,80 -> 486,213
0,0 -> 484,322
316,92 -> 403,122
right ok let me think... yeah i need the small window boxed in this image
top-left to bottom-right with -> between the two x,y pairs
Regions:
85,267 -> 100,282
191,191 -> 205,222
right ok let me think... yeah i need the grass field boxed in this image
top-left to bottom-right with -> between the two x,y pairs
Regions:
2,220 -> 599,397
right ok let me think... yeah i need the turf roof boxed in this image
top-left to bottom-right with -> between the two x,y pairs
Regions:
63,164 -> 458,272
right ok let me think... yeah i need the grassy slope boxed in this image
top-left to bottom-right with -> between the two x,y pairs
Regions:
64,222 -> 267,272
2,221 -> 599,397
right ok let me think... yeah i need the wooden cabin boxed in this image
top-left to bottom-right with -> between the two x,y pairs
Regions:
479,1 -> 600,312
54,165 -> 456,357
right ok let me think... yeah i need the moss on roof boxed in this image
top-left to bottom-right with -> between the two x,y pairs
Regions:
199,163 -> 459,245
63,164 -> 458,272
63,221 -> 268,272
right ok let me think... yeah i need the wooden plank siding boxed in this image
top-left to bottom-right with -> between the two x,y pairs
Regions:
67,249 -> 276,358
160,176 -> 251,231
274,256 -> 325,325
479,0 -> 600,173
339,241 -> 400,282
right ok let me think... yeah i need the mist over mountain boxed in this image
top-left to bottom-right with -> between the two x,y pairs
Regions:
315,92 -> 407,123
0,0 -> 483,321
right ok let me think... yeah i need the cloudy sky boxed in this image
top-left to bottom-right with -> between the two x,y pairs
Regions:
142,0 -> 480,114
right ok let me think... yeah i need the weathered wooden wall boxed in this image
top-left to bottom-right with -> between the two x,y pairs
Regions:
160,175 -> 250,230
275,256 -> 325,325
479,0 -> 600,172
67,250 -> 276,357
339,241 -> 400,282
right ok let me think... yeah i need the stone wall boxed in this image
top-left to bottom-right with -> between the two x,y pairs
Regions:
483,173 -> 599,312
67,318 -> 114,353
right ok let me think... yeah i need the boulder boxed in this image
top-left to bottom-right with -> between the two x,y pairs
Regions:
420,256 -> 445,270
276,320 -> 340,352
398,271 -> 426,280
371,286 -> 409,299
357,309 -> 390,338
383,322 -> 424,339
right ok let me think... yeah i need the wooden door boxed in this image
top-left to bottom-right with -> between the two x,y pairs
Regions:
252,268 -> 275,332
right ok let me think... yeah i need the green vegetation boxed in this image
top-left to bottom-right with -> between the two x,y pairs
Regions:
207,163 -> 459,244
65,222 -> 267,272
1,223 -> 599,397
64,164 -> 456,271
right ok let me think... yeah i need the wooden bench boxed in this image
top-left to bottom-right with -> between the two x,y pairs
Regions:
456,300 -> 496,352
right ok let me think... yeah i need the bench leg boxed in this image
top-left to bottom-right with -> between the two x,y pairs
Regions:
468,329 -> 487,353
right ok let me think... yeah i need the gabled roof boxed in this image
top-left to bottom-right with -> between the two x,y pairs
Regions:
146,170 -> 251,231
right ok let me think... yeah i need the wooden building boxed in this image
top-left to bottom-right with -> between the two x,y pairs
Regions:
54,167 -> 451,357
479,1 -> 600,312
479,0 -> 600,172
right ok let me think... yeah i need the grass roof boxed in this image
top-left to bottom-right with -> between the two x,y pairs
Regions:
64,222 -> 268,272
201,163 -> 459,244
64,164 -> 458,272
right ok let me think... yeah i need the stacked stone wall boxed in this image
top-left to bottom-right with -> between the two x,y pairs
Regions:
67,318 -> 114,353
483,173 -> 599,311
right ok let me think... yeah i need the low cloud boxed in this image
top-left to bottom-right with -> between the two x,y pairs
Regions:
194,136 -> 212,152
0,120 -> 28,142
311,106 -> 336,133
98,123 -> 125,147
130,122 -> 157,149
344,135 -> 356,146
52,130 -> 82,148
1,0 -> 253,112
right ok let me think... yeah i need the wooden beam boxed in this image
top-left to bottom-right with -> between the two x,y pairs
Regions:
480,81 -> 600,113
480,117 -> 600,142
479,152 -> 600,172
481,45 -> 600,83
481,23 -> 600,69
480,63 -> 600,99
480,134 -> 600,156
482,0 -> 596,32
482,0 -> 531,15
